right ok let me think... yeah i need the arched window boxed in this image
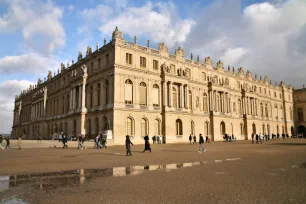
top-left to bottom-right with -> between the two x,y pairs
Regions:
176,119 -> 183,136
298,108 -> 303,121
265,104 -> 268,117
220,122 -> 225,135
139,82 -> 147,106
205,122 -> 209,136
191,120 -> 195,135
276,125 -> 279,134
290,107 -> 293,120
267,124 -> 270,134
173,87 -> 177,108
97,83 -> 101,106
95,117 -> 99,134
140,118 -> 148,137
152,84 -> 160,107
185,68 -> 191,78
125,79 -> 133,104
153,119 -> 161,135
189,90 -> 192,110
238,99 -> 242,115
240,123 -> 244,136
262,124 -> 265,134
252,123 -> 256,134
260,103 -> 263,117
125,117 -> 134,136
203,93 -> 208,112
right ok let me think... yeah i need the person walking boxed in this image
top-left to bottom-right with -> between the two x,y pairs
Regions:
160,135 -> 163,144
95,134 -> 101,149
251,133 -> 254,144
256,134 -> 259,144
189,135 -> 192,145
156,135 -> 160,144
193,135 -> 196,145
37,134 -> 42,143
125,135 -> 133,156
101,135 -> 107,148
62,133 -> 68,148
5,136 -> 11,150
152,136 -> 156,144
198,134 -> 206,153
81,134 -> 86,149
18,135 -> 22,150
259,133 -> 263,144
143,135 -> 151,152
206,135 -> 208,143
77,134 -> 83,149
0,135 -> 4,150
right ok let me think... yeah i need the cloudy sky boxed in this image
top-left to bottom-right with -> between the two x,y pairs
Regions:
0,0 -> 305,133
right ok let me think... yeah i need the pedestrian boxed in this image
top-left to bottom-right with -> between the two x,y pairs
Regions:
0,135 -> 4,150
5,136 -> 11,150
251,133 -> 254,144
101,134 -> 107,148
160,135 -> 163,144
95,134 -> 101,149
206,135 -> 208,143
81,134 -> 86,149
143,135 -> 151,152
198,134 -> 206,153
152,136 -> 156,144
256,134 -> 259,144
37,134 -> 42,143
77,134 -> 83,149
62,133 -> 68,148
259,133 -> 263,144
18,135 -> 22,150
156,135 -> 160,144
189,134 -> 192,145
193,135 -> 196,145
126,135 -> 133,156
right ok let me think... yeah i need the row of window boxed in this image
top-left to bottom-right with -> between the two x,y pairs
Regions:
125,117 -> 161,136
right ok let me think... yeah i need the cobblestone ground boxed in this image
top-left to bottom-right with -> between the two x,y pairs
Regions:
0,139 -> 306,204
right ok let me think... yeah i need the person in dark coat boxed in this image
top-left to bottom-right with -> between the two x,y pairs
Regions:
0,135 -> 4,150
256,134 -> 259,144
126,135 -> 133,156
193,136 -> 196,145
62,133 -> 68,148
206,135 -> 208,143
143,135 -> 151,152
198,134 -> 206,153
189,135 -> 192,145
5,136 -> 11,150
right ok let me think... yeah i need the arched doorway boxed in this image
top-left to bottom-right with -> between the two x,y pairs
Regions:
220,122 -> 226,136
252,123 -> 256,134
298,125 -> 306,134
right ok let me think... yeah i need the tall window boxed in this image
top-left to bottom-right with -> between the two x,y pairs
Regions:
240,123 -> 244,136
90,85 -> 93,107
217,95 -> 220,112
202,72 -> 206,81
237,81 -> 240,89
238,99 -> 241,115
154,119 -> 161,135
140,57 -> 146,68
176,119 -> 183,135
125,117 -> 134,136
290,107 -> 293,120
98,58 -> 101,69
185,68 -> 191,78
139,82 -> 147,106
105,54 -> 109,64
220,122 -> 225,135
260,103 -> 263,117
264,88 -> 266,95
153,60 -> 158,70
203,93 -> 208,112
279,93 -> 282,99
298,108 -> 304,121
140,118 -> 148,137
265,104 -> 268,117
191,121 -> 195,135
105,80 -> 109,104
259,87 -> 262,93
189,90 -> 192,110
170,64 -> 176,74
126,53 -> 132,64
233,102 -> 236,112
125,79 -> 133,104
173,87 -> 177,108
97,83 -> 101,106
152,84 -> 160,107
205,122 -> 209,136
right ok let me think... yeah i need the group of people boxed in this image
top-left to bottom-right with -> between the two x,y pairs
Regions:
0,135 -> 10,150
94,134 -> 107,149
251,133 -> 292,144
223,134 -> 237,142
189,134 -> 210,145
151,135 -> 163,144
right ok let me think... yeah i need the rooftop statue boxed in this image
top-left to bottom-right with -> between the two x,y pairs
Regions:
96,43 -> 99,51
78,51 -> 83,61
238,67 -> 244,75
81,64 -> 88,75
158,43 -> 168,53
86,46 -> 92,56
217,60 -> 223,69
175,47 -> 184,57
204,56 -> 212,66
112,26 -> 123,40
48,70 -> 52,80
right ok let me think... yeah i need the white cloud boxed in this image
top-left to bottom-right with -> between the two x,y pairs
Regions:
67,4 -> 74,13
0,0 -> 65,55
0,53 -> 59,75
183,0 -> 306,87
80,4 -> 113,22
0,80 -> 33,134
99,2 -> 195,48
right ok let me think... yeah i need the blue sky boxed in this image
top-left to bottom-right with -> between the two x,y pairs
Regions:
0,0 -> 306,133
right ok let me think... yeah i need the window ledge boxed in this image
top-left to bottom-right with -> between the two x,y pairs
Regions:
125,104 -> 134,108
140,106 -> 148,109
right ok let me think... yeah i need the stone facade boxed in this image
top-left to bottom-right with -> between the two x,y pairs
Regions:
293,87 -> 306,134
12,27 -> 294,145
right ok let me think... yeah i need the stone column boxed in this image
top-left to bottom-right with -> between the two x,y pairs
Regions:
180,84 -> 184,109
163,82 -> 168,107
169,82 -> 173,107
78,86 -> 82,109
209,91 -> 212,111
135,78 -> 139,105
242,97 -> 246,115
186,86 -> 189,109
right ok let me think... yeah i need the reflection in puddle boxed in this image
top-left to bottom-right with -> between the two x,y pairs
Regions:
226,158 -> 240,161
215,172 -> 227,175
0,158 -> 242,193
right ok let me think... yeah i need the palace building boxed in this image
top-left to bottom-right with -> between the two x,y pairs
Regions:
293,87 -> 306,135
12,27 -> 295,145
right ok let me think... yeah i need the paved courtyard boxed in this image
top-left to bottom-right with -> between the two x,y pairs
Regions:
0,139 -> 306,204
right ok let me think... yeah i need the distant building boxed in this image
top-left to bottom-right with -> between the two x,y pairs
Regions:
293,87 -> 306,135
12,27 -> 294,144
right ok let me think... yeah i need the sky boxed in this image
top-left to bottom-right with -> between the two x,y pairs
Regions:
0,0 -> 306,133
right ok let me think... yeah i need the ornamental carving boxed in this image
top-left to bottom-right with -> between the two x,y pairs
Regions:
246,70 -> 252,78
112,26 -> 123,40
225,78 -> 229,86
161,62 -> 170,73
212,75 -> 218,84
86,46 -> 92,56
196,97 -> 199,108
238,67 -> 244,75
216,60 -> 223,70
158,43 -> 168,53
204,56 -> 212,66
175,47 -> 184,57
81,64 -> 87,75
78,51 -> 83,61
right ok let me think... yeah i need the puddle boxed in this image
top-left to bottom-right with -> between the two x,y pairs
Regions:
226,158 -> 240,161
215,172 -> 227,175
1,197 -> 28,204
0,158 -> 242,193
